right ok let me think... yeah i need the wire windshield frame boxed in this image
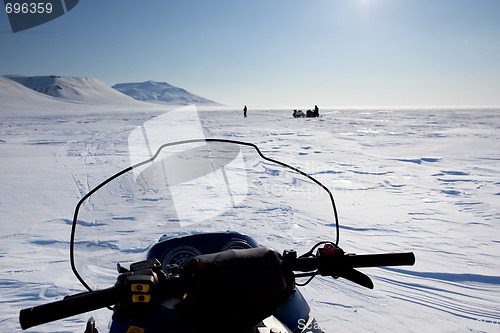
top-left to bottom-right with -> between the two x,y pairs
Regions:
69,138 -> 340,291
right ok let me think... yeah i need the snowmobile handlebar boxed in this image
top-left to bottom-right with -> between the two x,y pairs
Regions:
19,286 -> 121,330
20,259 -> 170,330
290,250 -> 415,272
19,246 -> 415,330
345,251 -> 416,267
285,243 -> 415,289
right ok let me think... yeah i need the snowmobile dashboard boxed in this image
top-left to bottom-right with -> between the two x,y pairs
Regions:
146,232 -> 258,273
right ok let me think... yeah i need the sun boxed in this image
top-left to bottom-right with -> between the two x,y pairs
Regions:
359,0 -> 375,8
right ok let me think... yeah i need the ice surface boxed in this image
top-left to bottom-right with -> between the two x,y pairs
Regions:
0,96 -> 499,332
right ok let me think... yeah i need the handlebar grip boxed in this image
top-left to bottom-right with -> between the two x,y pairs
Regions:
346,252 -> 415,268
20,286 -> 121,330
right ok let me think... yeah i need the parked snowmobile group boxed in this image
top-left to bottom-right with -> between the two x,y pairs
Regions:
293,105 -> 319,118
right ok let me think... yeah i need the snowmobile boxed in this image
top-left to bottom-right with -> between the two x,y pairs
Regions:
19,139 -> 415,332
293,110 -> 306,118
293,108 -> 318,118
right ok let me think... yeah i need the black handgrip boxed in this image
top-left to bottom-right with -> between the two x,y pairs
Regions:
346,252 -> 415,268
19,286 -> 121,330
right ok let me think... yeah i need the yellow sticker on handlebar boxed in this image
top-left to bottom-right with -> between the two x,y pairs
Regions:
131,283 -> 150,292
126,326 -> 145,333
132,294 -> 151,303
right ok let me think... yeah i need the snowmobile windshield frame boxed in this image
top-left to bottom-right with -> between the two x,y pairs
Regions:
69,138 -> 340,292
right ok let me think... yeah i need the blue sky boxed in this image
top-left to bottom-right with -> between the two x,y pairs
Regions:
1,0 -> 499,107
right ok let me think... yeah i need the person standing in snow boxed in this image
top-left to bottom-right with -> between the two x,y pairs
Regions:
314,105 -> 319,117
243,105 -> 247,118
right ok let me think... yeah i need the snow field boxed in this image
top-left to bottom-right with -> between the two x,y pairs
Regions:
0,105 -> 499,332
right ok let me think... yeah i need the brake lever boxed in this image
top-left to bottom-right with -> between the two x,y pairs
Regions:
317,244 -> 374,289
335,267 -> 373,289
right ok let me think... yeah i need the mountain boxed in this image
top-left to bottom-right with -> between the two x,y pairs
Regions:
112,80 -> 220,106
0,75 -> 71,110
5,75 -> 143,106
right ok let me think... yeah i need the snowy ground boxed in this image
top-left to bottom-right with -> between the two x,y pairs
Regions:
1,104 -> 499,332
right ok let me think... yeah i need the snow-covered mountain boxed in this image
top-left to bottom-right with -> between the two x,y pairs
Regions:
2,75 -> 220,109
5,75 -> 143,106
112,80 -> 220,106
0,75 -> 60,106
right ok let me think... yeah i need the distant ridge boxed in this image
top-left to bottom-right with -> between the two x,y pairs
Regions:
113,80 -> 220,106
0,75 -> 69,110
6,75 -> 141,105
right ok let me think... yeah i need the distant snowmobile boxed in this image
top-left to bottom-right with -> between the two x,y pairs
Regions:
293,108 -> 319,118
293,109 -> 306,118
19,139 -> 415,333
